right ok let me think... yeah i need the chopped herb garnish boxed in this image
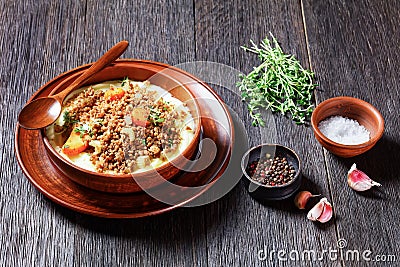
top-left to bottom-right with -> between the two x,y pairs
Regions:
168,139 -> 173,147
63,111 -> 78,127
237,33 -> 317,126
94,118 -> 104,126
141,139 -> 146,145
121,77 -> 130,87
74,124 -> 92,138
148,106 -> 165,126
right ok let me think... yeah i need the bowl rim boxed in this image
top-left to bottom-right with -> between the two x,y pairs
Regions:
311,96 -> 384,149
40,59 -> 203,179
240,143 -> 301,188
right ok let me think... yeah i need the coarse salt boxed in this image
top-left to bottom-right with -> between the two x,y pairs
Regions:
318,116 -> 370,145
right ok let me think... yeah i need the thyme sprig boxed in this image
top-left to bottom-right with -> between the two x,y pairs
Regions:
237,34 -> 317,126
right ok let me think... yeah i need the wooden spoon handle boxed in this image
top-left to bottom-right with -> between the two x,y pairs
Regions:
54,40 -> 129,102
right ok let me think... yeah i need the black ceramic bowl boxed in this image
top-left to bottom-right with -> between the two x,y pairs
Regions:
240,144 -> 302,201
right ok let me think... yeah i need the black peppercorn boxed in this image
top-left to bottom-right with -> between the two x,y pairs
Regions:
246,155 -> 296,186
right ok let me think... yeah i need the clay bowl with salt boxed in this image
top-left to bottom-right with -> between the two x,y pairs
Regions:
311,96 -> 384,158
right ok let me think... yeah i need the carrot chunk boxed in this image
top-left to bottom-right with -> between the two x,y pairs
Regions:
105,87 -> 125,101
62,131 -> 89,156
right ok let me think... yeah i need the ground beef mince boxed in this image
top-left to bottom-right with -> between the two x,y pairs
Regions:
60,80 -> 186,174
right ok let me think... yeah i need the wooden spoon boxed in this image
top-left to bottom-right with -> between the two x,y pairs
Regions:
18,40 -> 129,129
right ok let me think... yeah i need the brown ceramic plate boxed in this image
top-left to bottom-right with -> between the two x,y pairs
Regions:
15,60 -> 233,218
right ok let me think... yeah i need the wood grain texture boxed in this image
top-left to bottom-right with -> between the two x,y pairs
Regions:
1,0 -> 207,267
303,0 -> 400,266
195,0 -> 339,266
1,0 -> 399,266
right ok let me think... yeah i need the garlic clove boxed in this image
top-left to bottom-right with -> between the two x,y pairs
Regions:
317,199 -> 333,223
347,163 -> 381,192
307,197 -> 325,221
294,191 -> 320,209
307,197 -> 333,223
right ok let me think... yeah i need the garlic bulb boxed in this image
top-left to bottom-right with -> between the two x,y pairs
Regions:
347,163 -> 381,192
307,197 -> 333,223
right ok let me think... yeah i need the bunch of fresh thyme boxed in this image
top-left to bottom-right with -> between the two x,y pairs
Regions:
237,34 -> 317,126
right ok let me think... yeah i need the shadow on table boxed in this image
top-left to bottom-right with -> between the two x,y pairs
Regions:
337,135 -> 400,199
252,175 -> 323,214
43,171 -> 338,239
43,183 -> 241,243
243,174 -> 338,231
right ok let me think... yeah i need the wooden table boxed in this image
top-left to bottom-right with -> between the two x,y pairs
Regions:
1,0 -> 399,266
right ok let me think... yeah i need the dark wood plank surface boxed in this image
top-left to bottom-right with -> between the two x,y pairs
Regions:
303,1 -> 400,266
1,0 -> 399,266
195,1 -> 337,266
